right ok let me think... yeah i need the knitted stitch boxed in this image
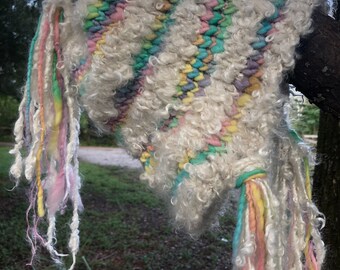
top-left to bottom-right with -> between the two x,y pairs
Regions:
10,0 -> 325,269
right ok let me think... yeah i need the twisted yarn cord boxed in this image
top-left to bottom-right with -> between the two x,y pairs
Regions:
290,129 -> 319,269
25,15 -> 42,146
36,14 -> 51,218
233,170 -> 266,255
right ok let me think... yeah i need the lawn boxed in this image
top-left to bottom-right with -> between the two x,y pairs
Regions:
0,146 -> 235,270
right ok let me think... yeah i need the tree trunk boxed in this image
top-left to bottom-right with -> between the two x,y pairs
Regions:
291,6 -> 340,269
313,112 -> 340,269
291,10 -> 340,118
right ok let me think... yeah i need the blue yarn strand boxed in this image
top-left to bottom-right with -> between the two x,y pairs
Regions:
232,184 -> 247,258
25,15 -> 42,140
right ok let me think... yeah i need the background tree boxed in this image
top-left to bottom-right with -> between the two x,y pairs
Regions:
290,97 -> 320,136
313,4 -> 340,268
0,0 -> 40,98
0,0 -> 41,139
313,113 -> 340,268
0,0 -> 113,145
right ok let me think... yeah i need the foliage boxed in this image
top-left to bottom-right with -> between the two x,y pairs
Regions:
0,95 -> 19,141
0,0 -> 41,99
0,146 -> 235,269
0,95 -> 117,145
79,114 -> 118,147
0,0 -> 117,146
290,96 -> 320,135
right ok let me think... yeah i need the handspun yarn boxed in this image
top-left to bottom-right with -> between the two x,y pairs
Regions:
10,0 -> 325,269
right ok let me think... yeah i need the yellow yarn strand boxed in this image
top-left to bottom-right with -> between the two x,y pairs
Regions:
251,180 -> 267,269
304,157 -> 312,200
36,145 -> 45,217
244,173 -> 267,184
251,182 -> 265,232
303,157 -> 314,269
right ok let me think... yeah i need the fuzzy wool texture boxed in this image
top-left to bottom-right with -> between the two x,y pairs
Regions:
10,0 -> 325,269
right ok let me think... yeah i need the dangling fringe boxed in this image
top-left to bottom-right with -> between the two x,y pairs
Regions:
288,130 -> 325,269
65,105 -> 82,270
9,90 -> 27,184
232,130 -> 325,270
9,15 -> 42,184
233,169 -> 276,269
10,1 -> 82,269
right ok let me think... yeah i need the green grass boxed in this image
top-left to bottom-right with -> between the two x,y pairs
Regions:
0,96 -> 19,143
0,146 -> 235,270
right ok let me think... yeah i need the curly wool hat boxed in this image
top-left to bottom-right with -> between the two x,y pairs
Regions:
10,0 -> 325,269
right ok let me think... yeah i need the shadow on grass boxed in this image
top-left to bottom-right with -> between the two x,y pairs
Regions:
0,147 -> 235,270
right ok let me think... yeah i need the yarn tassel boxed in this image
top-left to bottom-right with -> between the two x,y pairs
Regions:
10,2 -> 82,268
46,103 -> 68,216
49,8 -> 64,155
9,14 -> 42,184
67,165 -> 83,270
64,43 -> 83,270
45,104 -> 69,263
289,130 -> 323,270
303,157 -> 317,270
45,7 -> 68,218
26,183 -> 40,266
35,13 -> 51,218
233,169 -> 269,269
266,129 -> 325,269
25,15 -> 43,146
9,92 -> 27,184
45,13 -> 66,212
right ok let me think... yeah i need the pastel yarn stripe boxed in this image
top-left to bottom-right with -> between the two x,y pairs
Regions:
107,0 -> 180,126
74,0 -> 125,82
171,0 -> 286,193
35,15 -> 51,218
141,0 -> 236,172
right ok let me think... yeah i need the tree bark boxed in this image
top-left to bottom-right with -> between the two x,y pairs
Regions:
313,112 -> 340,269
291,10 -> 340,118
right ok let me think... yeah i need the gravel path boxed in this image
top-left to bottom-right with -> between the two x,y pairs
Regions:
0,143 -> 142,169
78,146 -> 142,169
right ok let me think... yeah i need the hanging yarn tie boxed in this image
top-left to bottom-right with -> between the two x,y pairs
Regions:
233,169 -> 268,268
10,0 -> 325,269
289,129 -> 322,270
10,0 -> 84,268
